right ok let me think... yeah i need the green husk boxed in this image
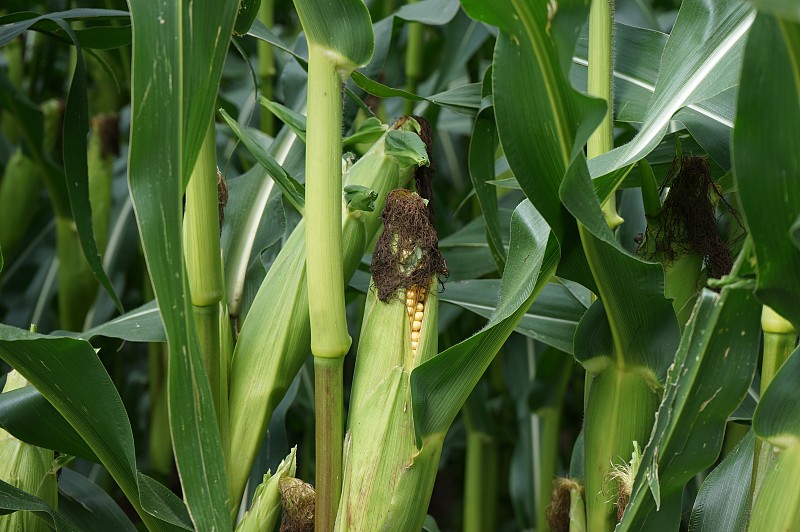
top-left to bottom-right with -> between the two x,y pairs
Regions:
336,276 -> 441,531
0,372 -> 57,532
235,447 -> 297,532
226,118 -> 428,512
0,150 -> 39,261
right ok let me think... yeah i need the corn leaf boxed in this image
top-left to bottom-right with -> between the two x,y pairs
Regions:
221,109 -> 306,214
126,0 -> 238,527
750,0 -> 800,22
0,480 -> 77,532
0,386 -> 98,461
58,20 -> 123,315
0,326 -> 186,530
588,0 -> 755,178
467,70 -> 505,273
411,199 -> 558,442
57,469 -> 137,532
616,283 -> 761,529
292,0 -> 372,70
460,0 -> 602,289
688,430 -> 754,532
732,14 -> 800,329
439,280 -> 587,355
571,22 -> 734,167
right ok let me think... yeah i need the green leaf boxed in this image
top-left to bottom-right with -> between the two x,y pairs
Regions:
0,386 -> 98,461
0,479 -> 78,532
733,15 -> 800,329
343,185 -> 378,213
0,9 -> 129,46
571,22 -> 734,167
350,72 -> 482,115
0,326 -> 181,530
617,284 -> 761,530
561,156 -> 679,379
221,109 -> 306,214
126,0 -> 238,528
750,0 -> 800,22
384,129 -> 429,167
461,0 -> 602,289
468,72 -> 505,273
440,280 -> 587,355
78,300 -> 165,343
688,430 -> 754,532
343,117 -> 385,147
589,0 -> 755,178
234,0 -> 261,35
58,469 -> 137,532
411,199 -> 559,442
58,20 -> 123,315
394,0 -> 459,25
259,97 -> 306,142
292,0 -> 373,72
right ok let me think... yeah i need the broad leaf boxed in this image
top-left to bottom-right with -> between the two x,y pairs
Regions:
58,469 -> 137,532
0,479 -> 78,532
688,430 -> 754,532
617,284 -> 761,529
0,327 -> 183,530
461,0 -> 603,289
733,14 -> 800,329
412,199 -> 558,441
589,0 -> 755,178
126,0 -> 238,527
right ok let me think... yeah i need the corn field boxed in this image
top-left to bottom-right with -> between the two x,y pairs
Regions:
0,0 -> 798,530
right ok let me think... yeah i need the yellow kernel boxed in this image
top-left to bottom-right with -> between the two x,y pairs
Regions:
414,311 -> 424,321
406,299 -> 414,307
412,320 -> 422,331
416,302 -> 424,312
411,331 -> 420,341
411,341 -> 419,350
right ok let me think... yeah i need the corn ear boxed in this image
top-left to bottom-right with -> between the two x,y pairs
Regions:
226,118 -> 428,511
235,447 -> 297,532
0,150 -> 39,260
0,372 -> 57,532
336,275 -> 440,531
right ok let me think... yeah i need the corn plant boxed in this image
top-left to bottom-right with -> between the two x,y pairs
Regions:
0,0 -> 799,530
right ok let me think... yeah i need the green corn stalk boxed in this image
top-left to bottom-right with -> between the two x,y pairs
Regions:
337,275 -> 441,531
235,447 -> 297,532
226,119 -> 428,513
748,445 -> 800,531
751,306 -> 796,499
0,150 -> 39,262
184,121 -> 227,444
0,371 -> 57,532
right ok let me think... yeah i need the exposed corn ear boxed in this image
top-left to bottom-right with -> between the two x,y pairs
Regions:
336,190 -> 447,531
235,447 -> 297,532
336,276 -> 440,531
227,118 -> 429,512
0,371 -> 57,532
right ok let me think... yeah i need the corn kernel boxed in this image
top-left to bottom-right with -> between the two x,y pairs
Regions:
414,311 -> 423,321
